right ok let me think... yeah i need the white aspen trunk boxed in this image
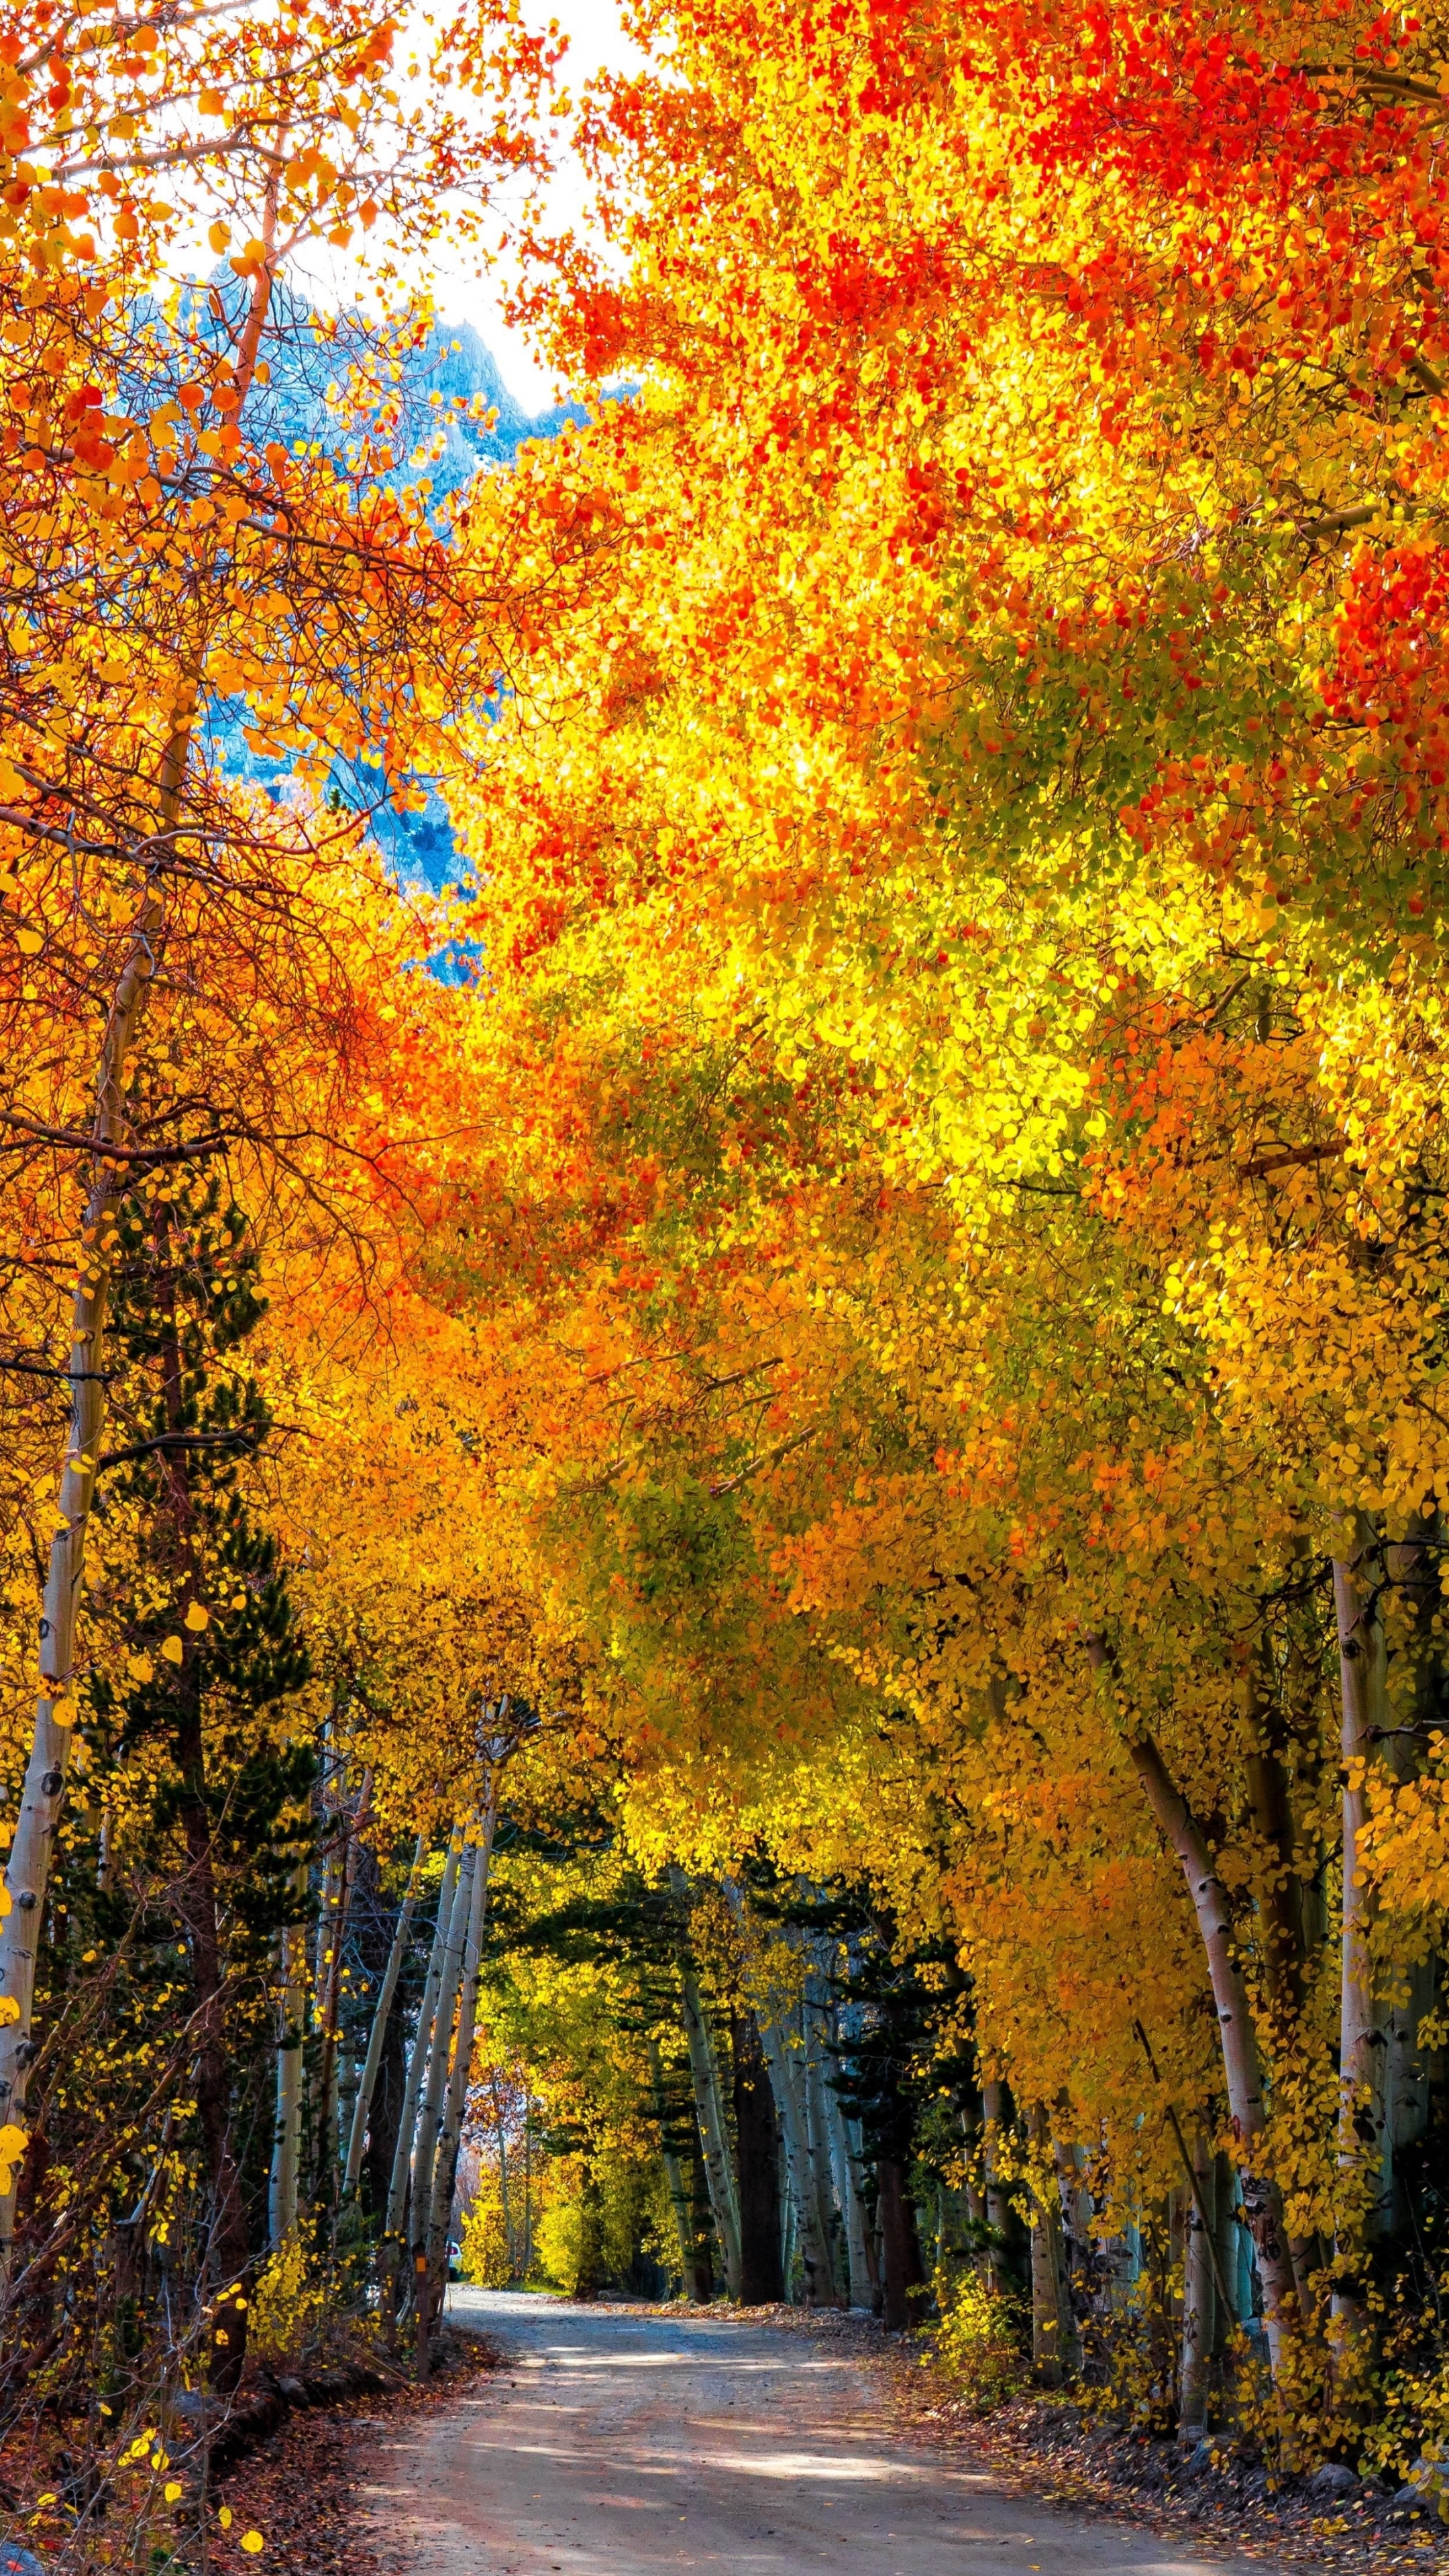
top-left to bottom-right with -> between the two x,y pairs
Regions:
425,1797 -> 496,2284
268,1876 -> 309,2247
1028,2105 -> 1070,2386
0,185 -> 284,2282
802,1984 -> 845,2304
759,2016 -> 830,2300
1333,1523 -> 1390,2323
1179,2131 -> 1216,2438
1124,1725 -> 1301,2373
411,1842 -> 476,2265
983,2079 -> 1015,2298
344,1833 -> 425,2197
680,1968 -> 742,2297
385,1835 -> 462,2247
494,2084 -> 513,2273
647,2033 -> 697,2292
818,2044 -> 872,2307
1051,2135 -> 1086,2375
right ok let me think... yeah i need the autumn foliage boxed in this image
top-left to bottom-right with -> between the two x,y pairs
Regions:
1,0 -> 1449,2551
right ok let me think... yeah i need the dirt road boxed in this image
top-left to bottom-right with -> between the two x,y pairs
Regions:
355,2288 -> 1289,2576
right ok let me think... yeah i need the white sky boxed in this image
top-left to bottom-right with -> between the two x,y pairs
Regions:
306,0 -> 647,415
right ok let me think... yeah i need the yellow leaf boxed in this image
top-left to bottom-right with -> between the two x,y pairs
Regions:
127,1654 -> 154,1684
164,2483 -> 182,2503
241,2534 -> 264,2555
208,219 -> 231,252
219,2508 -> 233,2530
160,1635 -> 184,1666
184,1602 -> 209,1632
15,927 -> 42,956
0,1998 -> 18,2025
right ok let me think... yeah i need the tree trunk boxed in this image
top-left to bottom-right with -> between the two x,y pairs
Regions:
1122,1721 -> 1301,2371
383,1834 -> 462,2332
1026,2102 -> 1072,2383
982,2079 -> 1022,2297
0,859 -> 171,2278
759,2017 -> 831,2302
345,1834 -> 424,2197
1333,1521 -> 1391,2327
0,215 -> 282,2284
649,2033 -> 710,2300
1180,2132 -> 1216,2438
680,1968 -> 742,2298
411,1842 -> 476,2273
819,2057 -> 873,2308
313,1765 -> 370,2212
877,2155 -> 926,2333
419,1795 -> 496,2375
732,2008 -> 784,2304
174,1659 -> 252,2393
802,1988 -> 845,2304
269,1862 -> 309,2245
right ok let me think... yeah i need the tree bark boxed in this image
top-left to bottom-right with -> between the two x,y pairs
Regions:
732,2008 -> 784,2304
982,2078 -> 1022,2297
1333,1521 -> 1391,2326
419,1793 -> 497,2374
759,2016 -> 831,2302
877,2155 -> 926,2333
1122,1719 -> 1301,2371
819,2053 -> 873,2308
680,1968 -> 742,2298
411,1841 -> 476,2267
345,1833 -> 424,2198
269,1862 -> 310,2246
383,1834 -> 462,2331
1180,2131 -> 1216,2438
0,197 -> 282,2285
649,2033 -> 710,2300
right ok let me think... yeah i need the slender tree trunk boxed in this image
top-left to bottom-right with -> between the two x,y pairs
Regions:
492,2077 -> 513,2274
148,1243 -> 250,2391
344,1834 -> 425,2198
1333,1521 -> 1390,2328
759,2017 -> 830,2302
802,1990 -> 845,2304
411,1843 -> 476,2277
877,2155 -> 926,2333
732,2008 -> 784,2304
270,1862 -> 310,2245
1180,2132 -> 1216,2438
819,2055 -> 873,2308
649,2033 -> 708,2300
383,1833 -> 461,2334
420,1794 -> 497,2375
689,2125 -> 716,2297
680,1968 -> 742,2298
1122,1721 -> 1301,2370
314,1764 -> 371,2214
0,864 -> 170,2279
0,195 -> 282,2287
982,2079 -> 1019,2298
174,1659 -> 252,2392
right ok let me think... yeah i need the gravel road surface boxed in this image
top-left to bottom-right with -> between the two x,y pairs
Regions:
355,2286 -> 1290,2576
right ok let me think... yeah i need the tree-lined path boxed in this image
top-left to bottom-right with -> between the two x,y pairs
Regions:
354,2292 -> 1287,2576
